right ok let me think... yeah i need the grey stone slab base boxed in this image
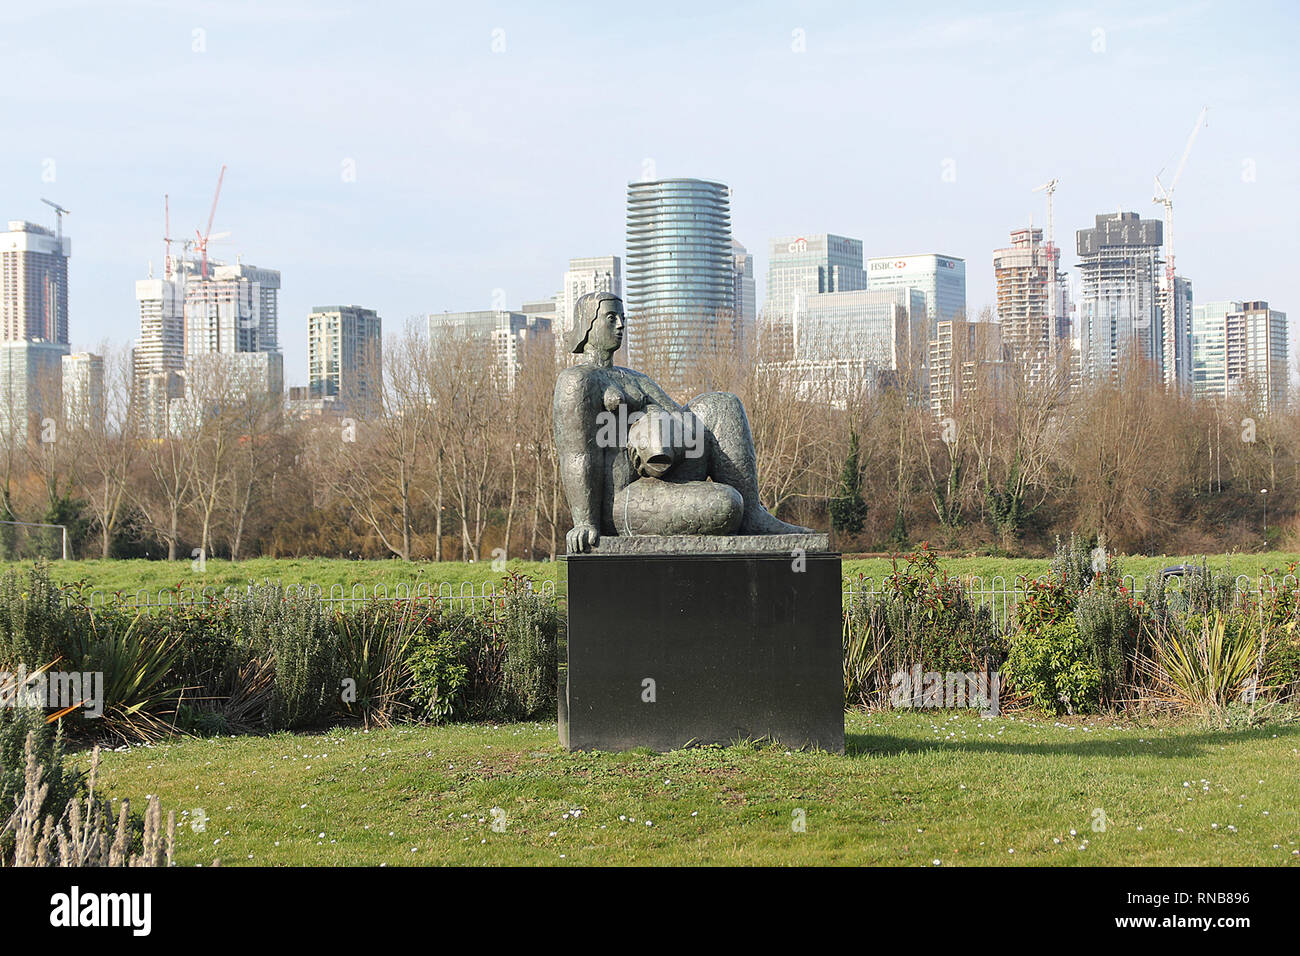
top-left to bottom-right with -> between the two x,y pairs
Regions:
557,552 -> 845,753
577,533 -> 830,555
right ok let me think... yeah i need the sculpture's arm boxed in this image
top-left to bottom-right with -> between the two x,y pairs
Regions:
554,369 -> 603,552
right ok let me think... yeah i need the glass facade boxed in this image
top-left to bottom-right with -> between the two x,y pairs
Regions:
625,179 -> 734,376
865,254 -> 966,335
1191,300 -> 1237,399
766,234 -> 867,321
794,287 -> 925,367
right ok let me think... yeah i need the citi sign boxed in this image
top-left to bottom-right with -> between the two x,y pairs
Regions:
787,238 -> 809,253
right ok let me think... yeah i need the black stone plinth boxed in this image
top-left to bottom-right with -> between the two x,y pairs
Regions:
557,552 -> 844,753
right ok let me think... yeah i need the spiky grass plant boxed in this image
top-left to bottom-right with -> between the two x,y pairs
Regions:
335,602 -> 418,728
73,610 -> 184,742
1139,611 -> 1271,721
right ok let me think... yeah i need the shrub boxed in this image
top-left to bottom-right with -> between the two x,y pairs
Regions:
497,573 -> 557,719
0,563 -> 77,670
68,609 -> 184,742
1004,615 -> 1102,715
1074,584 -> 1142,707
4,732 -> 187,867
229,585 -> 339,730
408,614 -> 474,722
843,547 -> 1004,706
406,575 -> 557,722
1011,536 -> 1140,711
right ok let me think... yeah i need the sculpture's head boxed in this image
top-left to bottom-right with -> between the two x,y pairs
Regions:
569,292 -> 624,355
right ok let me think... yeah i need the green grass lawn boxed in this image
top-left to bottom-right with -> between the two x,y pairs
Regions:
93,711 -> 1300,866
5,550 -> 1299,599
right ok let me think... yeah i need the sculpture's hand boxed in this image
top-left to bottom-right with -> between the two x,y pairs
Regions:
566,524 -> 600,553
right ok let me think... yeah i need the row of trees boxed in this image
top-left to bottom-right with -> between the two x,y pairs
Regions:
1,320 -> 1297,561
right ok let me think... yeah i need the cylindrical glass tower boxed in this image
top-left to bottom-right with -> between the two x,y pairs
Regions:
625,179 -> 734,381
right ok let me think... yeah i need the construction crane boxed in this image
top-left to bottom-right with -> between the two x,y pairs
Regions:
1153,107 -> 1208,303
163,194 -> 174,279
1032,178 -> 1059,354
195,164 -> 228,278
40,198 -> 69,243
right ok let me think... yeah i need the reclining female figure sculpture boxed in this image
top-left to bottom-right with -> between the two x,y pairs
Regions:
553,291 -> 811,553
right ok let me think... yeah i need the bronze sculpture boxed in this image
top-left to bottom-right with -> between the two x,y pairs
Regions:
553,291 -> 811,553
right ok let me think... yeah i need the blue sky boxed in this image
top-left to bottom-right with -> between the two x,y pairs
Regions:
3,0 -> 1297,386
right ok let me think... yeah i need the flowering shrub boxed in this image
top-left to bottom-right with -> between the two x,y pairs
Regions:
844,545 -> 1003,706
1004,616 -> 1102,714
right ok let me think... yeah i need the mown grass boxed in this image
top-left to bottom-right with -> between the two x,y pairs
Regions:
4,551 -> 1299,598
92,710 -> 1300,866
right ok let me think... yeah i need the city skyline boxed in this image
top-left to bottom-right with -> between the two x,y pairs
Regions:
3,1 -> 1297,388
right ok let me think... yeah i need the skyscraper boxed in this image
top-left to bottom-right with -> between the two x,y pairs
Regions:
183,262 -> 281,357
1191,299 -> 1238,401
62,352 -> 105,428
1076,211 -> 1164,382
308,306 -> 383,418
1,220 -> 69,344
769,286 -> 929,407
560,256 -> 621,352
134,273 -> 186,386
731,241 -> 756,357
1162,276 -> 1194,392
625,179 -> 734,380
0,340 -> 67,442
764,234 -> 866,356
865,254 -> 966,333
1194,300 -> 1288,412
929,318 -> 1006,417
993,227 -> 1068,386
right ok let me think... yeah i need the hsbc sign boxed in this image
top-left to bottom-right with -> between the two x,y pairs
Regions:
870,256 -> 962,273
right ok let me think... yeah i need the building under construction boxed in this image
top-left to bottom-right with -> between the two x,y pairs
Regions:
1,220 -> 69,345
1076,212 -> 1164,383
993,226 -> 1068,388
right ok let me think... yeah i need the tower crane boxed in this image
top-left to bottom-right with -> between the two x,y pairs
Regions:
1153,107 -> 1208,301
195,165 -> 228,278
40,198 -> 70,243
1032,178 -> 1059,352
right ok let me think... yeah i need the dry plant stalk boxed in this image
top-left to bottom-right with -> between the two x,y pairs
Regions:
3,731 -> 184,867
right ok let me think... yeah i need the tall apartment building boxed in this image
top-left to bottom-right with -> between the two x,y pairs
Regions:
134,273 -> 186,386
0,340 -> 68,442
1,220 -> 70,344
183,262 -> 281,357
993,227 -> 1068,386
1193,300 -> 1288,412
426,310 -> 554,391
929,318 -> 1005,417
560,256 -> 621,354
1075,212 -> 1164,383
307,306 -> 382,418
764,233 -> 867,356
62,351 -> 105,428
625,179 -> 734,380
866,254 -> 966,333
